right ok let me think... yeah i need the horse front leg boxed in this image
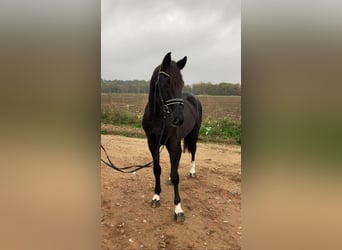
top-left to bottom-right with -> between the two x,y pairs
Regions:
148,138 -> 161,208
151,158 -> 161,207
167,141 -> 185,222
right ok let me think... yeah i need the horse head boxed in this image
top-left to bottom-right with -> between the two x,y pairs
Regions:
152,52 -> 187,126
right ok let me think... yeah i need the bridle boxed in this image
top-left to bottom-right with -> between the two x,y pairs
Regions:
157,70 -> 184,116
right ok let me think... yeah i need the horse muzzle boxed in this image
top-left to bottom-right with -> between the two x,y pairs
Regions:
169,105 -> 184,127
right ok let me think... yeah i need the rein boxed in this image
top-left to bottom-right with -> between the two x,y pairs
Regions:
101,144 -> 154,173
101,115 -> 168,173
100,70 -> 181,173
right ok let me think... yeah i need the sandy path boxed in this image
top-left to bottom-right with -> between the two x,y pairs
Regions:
101,135 -> 241,250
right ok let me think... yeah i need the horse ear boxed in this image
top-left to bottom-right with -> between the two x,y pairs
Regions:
161,52 -> 171,69
176,56 -> 187,70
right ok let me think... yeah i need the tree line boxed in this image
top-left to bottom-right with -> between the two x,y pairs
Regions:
101,79 -> 241,96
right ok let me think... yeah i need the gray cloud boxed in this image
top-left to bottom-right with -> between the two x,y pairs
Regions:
101,0 -> 240,84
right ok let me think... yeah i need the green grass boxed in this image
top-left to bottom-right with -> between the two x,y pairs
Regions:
101,107 -> 142,128
101,108 -> 241,144
199,117 -> 241,144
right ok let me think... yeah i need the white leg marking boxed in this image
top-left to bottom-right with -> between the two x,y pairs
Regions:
190,161 -> 196,175
175,203 -> 184,214
152,194 -> 160,201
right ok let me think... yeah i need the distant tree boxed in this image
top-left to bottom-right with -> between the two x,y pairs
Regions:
183,85 -> 192,93
101,79 -> 240,96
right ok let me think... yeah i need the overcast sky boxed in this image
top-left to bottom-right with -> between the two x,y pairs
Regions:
101,0 -> 240,84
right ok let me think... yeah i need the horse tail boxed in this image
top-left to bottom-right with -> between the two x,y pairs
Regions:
183,121 -> 201,153
183,101 -> 202,153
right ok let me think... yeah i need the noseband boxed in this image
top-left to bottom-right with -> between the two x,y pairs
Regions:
157,71 -> 184,115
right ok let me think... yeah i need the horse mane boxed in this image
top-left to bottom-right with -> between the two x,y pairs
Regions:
148,61 -> 184,119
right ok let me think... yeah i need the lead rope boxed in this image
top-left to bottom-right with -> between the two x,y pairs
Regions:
101,70 -> 174,173
100,120 -> 168,173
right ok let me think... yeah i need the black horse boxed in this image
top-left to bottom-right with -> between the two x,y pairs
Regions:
142,52 -> 202,222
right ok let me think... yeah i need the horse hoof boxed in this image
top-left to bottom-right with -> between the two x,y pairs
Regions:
174,212 -> 185,223
189,173 -> 197,178
150,199 -> 160,208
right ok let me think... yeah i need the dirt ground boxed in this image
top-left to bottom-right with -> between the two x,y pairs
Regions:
101,135 -> 241,250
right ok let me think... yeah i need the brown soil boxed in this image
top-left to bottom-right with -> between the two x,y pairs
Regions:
101,135 -> 241,250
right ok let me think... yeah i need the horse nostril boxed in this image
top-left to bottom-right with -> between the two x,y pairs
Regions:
173,117 -> 183,126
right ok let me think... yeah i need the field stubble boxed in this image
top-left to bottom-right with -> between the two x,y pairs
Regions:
101,93 -> 241,144
101,93 -> 241,121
